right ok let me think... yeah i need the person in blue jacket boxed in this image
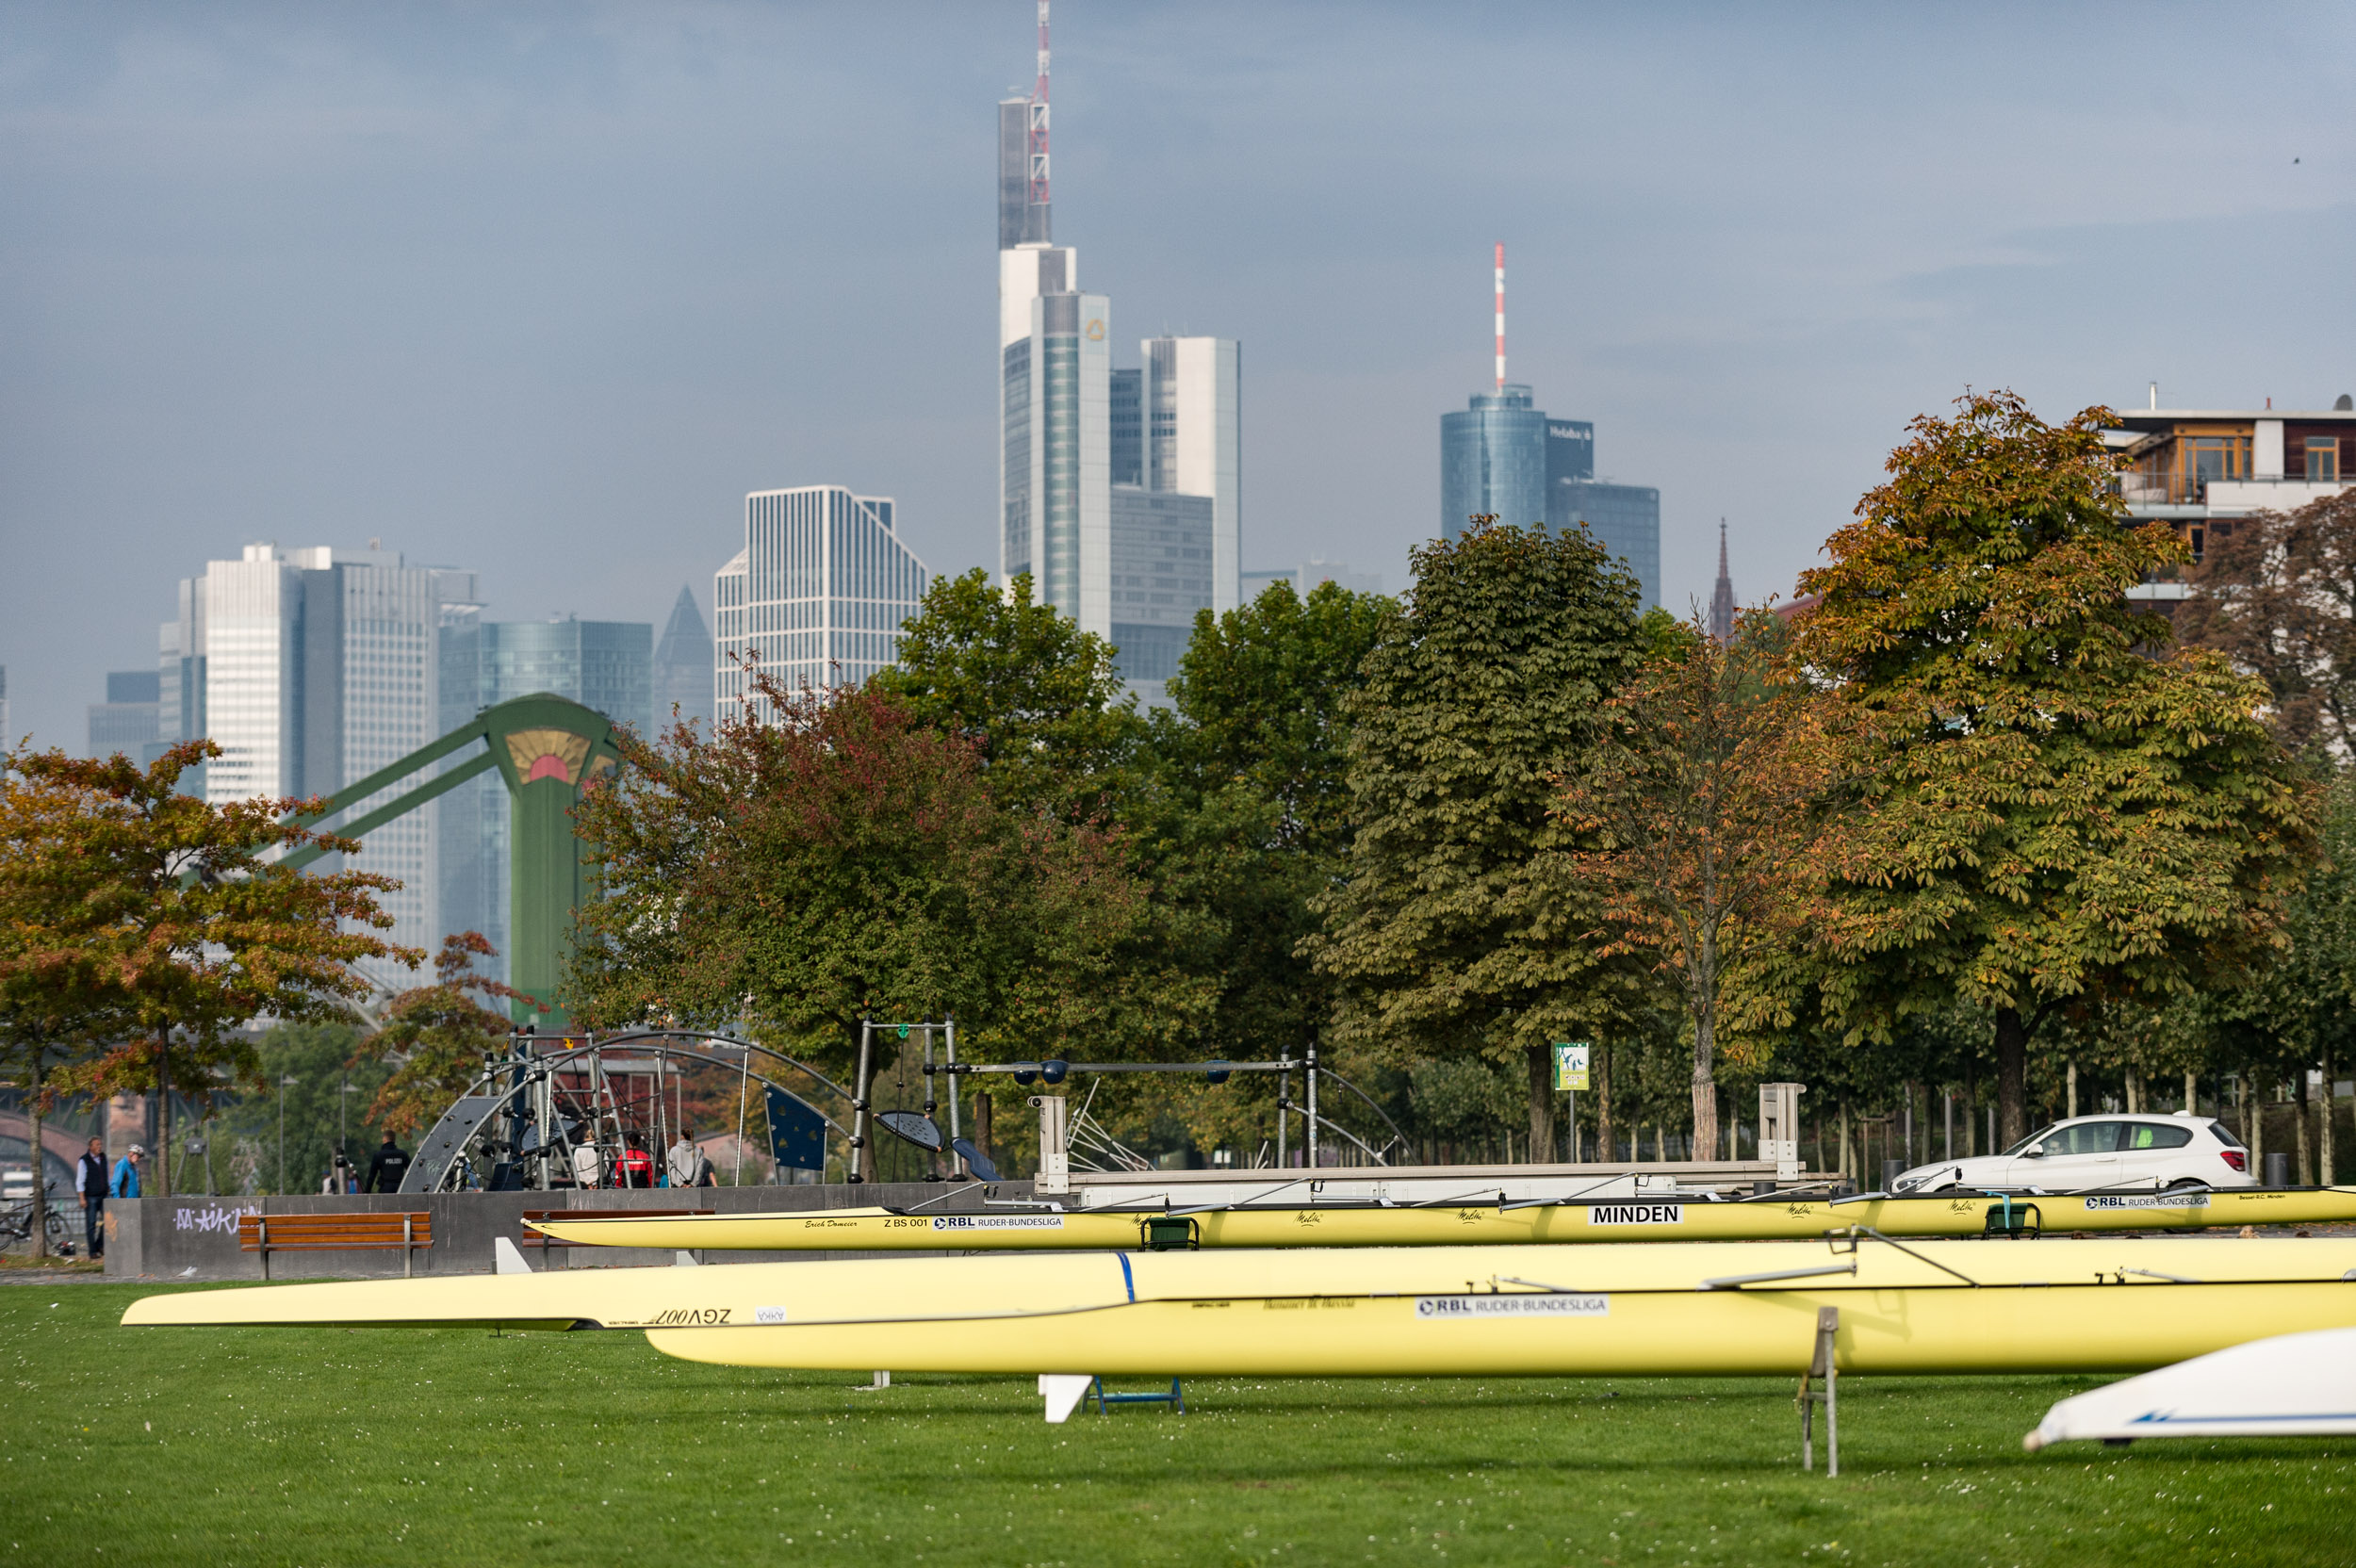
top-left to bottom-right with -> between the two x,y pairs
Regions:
109,1144 -> 144,1199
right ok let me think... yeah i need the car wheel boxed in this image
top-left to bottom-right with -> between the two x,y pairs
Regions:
2165,1178 -> 2210,1191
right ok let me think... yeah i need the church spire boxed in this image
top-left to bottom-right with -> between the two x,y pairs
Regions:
1709,519 -> 1736,643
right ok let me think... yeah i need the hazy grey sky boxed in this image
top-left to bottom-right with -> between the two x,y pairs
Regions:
5,2 -> 2352,751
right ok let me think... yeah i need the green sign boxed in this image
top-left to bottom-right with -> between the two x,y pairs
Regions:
1552,1043 -> 1591,1093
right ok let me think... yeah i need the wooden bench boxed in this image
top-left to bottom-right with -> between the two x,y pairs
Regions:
520,1208 -> 714,1265
237,1212 -> 433,1279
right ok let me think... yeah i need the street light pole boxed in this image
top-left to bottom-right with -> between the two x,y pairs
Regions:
277,1076 -> 298,1195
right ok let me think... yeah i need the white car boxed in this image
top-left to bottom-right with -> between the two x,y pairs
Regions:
1889,1111 -> 2255,1195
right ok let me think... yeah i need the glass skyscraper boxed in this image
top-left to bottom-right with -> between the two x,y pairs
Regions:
652,585 -> 713,734
712,485 -> 929,723
1441,385 -> 1549,536
1439,393 -> 1660,611
166,544 -> 477,960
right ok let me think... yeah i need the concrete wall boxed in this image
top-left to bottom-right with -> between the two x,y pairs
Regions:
104,1181 -> 1037,1282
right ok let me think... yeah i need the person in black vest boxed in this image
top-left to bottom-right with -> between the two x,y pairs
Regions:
76,1137 -> 107,1259
365,1132 -> 411,1193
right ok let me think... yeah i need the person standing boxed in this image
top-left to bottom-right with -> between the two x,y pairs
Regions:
616,1133 -> 655,1189
365,1132 -> 410,1194
109,1144 -> 143,1200
76,1137 -> 107,1259
666,1130 -> 713,1189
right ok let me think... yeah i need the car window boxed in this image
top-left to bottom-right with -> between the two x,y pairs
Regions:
2122,1122 -> 2193,1151
2210,1119 -> 2246,1150
2038,1121 -> 2123,1156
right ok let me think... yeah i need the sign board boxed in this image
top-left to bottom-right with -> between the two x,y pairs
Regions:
1551,1043 -> 1591,1093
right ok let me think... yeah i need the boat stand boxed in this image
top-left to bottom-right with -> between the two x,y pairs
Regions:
1092,1377 -> 1185,1414
1797,1306 -> 1839,1476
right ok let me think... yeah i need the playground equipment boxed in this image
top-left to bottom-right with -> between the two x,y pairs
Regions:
397,1029 -> 845,1195
278,693 -> 625,1026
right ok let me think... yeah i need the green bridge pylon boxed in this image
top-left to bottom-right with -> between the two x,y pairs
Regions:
280,693 -> 626,1026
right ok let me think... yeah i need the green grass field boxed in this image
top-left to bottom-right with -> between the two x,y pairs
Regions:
4,1281 -> 2352,1567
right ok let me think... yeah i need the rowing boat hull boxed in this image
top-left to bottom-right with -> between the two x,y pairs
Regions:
123,1236 -> 2356,1378
526,1186 -> 2356,1252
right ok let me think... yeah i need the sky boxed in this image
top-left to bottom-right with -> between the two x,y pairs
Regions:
3,1 -> 2353,751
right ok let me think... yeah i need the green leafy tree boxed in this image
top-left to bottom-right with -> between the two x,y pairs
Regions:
1306,520 -> 1651,1162
1131,580 -> 1395,1154
363,932 -> 534,1139
1792,390 -> 2317,1145
569,674 -> 1148,1176
871,568 -> 1143,818
10,741 -> 414,1195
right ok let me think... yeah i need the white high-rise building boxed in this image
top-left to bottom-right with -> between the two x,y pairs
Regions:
990,24 -> 1239,706
714,485 -> 930,722
171,543 -> 473,960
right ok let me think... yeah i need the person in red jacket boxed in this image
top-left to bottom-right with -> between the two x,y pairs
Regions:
615,1134 -> 655,1189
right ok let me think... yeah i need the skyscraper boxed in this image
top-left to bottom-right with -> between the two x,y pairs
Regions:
437,614 -> 652,979
88,671 -> 161,760
713,485 -> 929,722
652,585 -> 712,733
1547,420 -> 1661,613
1438,246 -> 1660,610
992,8 -> 1240,701
168,543 -> 477,958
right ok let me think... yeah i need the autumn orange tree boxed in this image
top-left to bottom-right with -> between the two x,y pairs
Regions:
1792,391 -> 2315,1145
2176,488 -> 2356,755
362,932 -> 533,1139
10,742 -> 417,1194
1557,610 -> 1849,1160
0,753 -> 136,1254
569,671 -> 1153,1175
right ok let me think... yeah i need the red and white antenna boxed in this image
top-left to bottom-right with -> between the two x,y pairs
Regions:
1028,1 -> 1052,211
1493,242 -> 1507,391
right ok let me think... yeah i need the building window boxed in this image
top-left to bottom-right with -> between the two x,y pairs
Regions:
2187,435 -> 2248,487
2308,437 -> 2341,482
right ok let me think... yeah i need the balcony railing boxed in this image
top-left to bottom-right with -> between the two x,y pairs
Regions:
2119,472 -> 2348,506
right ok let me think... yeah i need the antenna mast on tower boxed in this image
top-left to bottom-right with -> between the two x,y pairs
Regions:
1028,2 -> 1052,211
1493,242 -> 1507,391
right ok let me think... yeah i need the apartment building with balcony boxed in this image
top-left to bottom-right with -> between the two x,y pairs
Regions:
2114,393 -> 2356,605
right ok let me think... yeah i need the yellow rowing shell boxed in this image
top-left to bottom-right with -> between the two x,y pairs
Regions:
528,1186 -> 2356,1252
123,1236 -> 2356,1378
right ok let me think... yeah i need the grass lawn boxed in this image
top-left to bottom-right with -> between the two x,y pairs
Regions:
4,1282 -> 2352,1566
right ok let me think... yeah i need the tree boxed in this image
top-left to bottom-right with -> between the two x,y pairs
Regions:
1306,520 -> 1651,1162
18,742 -> 416,1194
1792,391 -> 2317,1145
1558,610 -> 1849,1160
569,674 -> 1147,1173
870,568 -> 1144,819
363,932 -> 534,1139
2176,489 -> 2356,757
0,749 -> 135,1254
1131,580 -> 1394,1154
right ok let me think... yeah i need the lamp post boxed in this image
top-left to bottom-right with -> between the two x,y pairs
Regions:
337,1075 -> 361,1194
276,1076 -> 298,1195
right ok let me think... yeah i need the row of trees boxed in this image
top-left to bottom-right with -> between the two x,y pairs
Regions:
11,387 -> 2350,1209
567,389 -> 2337,1177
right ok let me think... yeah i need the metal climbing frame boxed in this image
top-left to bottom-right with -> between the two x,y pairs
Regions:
399,1028 -> 850,1195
